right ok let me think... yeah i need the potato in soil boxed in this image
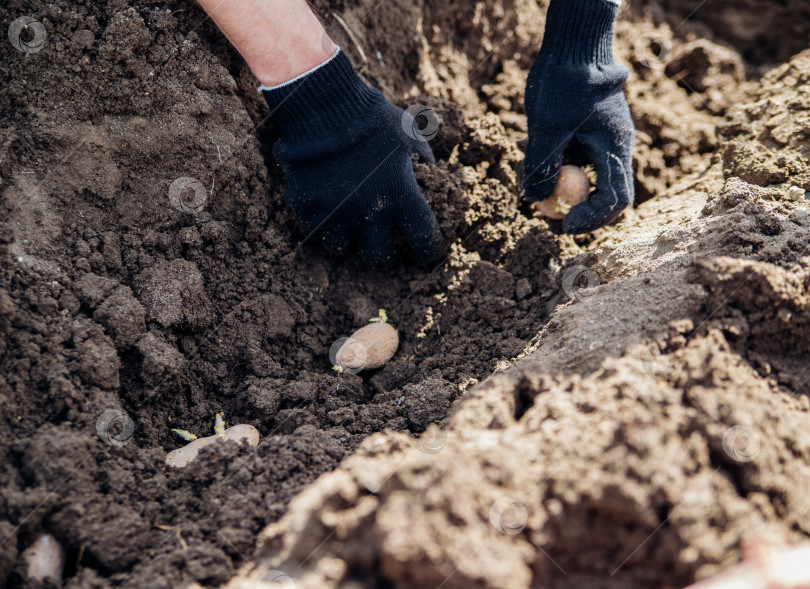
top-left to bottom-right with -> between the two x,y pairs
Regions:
165,424 -> 260,468
20,534 -> 64,585
335,321 -> 399,372
532,165 -> 590,220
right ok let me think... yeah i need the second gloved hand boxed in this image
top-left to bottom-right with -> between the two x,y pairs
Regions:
523,0 -> 635,234
261,49 -> 444,267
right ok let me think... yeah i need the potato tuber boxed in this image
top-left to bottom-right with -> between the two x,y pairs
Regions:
531,165 -> 590,220
21,533 -> 64,585
165,424 -> 260,468
334,310 -> 399,373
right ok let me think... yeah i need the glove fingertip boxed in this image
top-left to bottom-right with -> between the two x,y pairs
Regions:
562,191 -> 631,234
521,146 -> 566,203
414,230 -> 445,265
322,223 -> 352,257
360,249 -> 398,269
522,183 -> 556,203
413,139 -> 436,164
358,237 -> 398,269
399,195 -> 445,265
521,167 -> 561,203
544,218 -> 564,235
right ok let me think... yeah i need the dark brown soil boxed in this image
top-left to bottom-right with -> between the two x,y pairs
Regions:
0,1 -> 559,587
1,0 -> 807,587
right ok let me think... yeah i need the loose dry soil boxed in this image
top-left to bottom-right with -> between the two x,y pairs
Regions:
2,0 -> 810,588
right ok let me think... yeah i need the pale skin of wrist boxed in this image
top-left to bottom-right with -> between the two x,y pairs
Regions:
196,0 -> 336,87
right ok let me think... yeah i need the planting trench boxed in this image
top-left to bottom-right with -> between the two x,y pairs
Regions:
1,0 -> 810,587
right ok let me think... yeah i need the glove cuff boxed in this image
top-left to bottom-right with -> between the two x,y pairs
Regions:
540,0 -> 620,65
260,49 -> 383,143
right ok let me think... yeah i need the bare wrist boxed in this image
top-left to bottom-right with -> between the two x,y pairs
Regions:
252,35 -> 336,87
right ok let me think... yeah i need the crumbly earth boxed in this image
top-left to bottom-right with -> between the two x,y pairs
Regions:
1,0 -> 808,588
224,175 -> 810,589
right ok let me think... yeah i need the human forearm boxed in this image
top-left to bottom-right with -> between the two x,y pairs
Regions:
195,0 -> 335,86
197,0 -> 444,265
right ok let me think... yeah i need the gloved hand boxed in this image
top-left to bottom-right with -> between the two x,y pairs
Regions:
261,49 -> 444,267
523,0 -> 635,234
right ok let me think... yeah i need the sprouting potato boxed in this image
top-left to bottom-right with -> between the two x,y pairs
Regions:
165,423 -> 260,468
166,436 -> 213,468
223,424 -> 260,446
334,309 -> 399,373
532,165 -> 590,220
21,533 -> 64,585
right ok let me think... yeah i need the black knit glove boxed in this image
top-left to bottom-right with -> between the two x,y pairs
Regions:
524,0 -> 635,234
261,50 -> 444,267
